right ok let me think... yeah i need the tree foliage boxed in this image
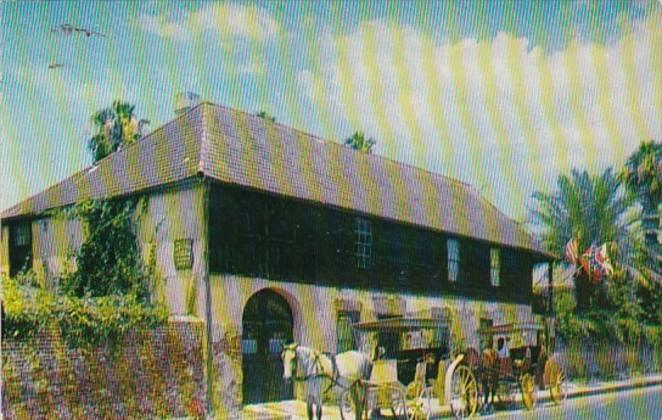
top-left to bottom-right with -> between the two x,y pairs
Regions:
256,110 -> 276,122
87,101 -> 149,163
60,199 -> 149,300
618,140 -> 662,211
531,168 -> 636,260
530,168 -> 641,310
343,131 -> 376,153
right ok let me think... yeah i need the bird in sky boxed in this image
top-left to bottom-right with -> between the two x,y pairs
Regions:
48,63 -> 65,70
51,23 -> 105,38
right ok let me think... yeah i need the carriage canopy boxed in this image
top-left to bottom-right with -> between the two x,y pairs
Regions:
477,322 -> 544,337
351,317 -> 450,333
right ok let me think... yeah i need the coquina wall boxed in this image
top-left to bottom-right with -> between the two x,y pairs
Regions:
1,319 -> 205,419
208,274 -> 535,413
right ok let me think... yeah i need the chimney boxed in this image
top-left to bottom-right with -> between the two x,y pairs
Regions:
174,91 -> 201,115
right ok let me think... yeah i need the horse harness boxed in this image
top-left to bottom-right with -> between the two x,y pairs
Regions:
283,345 -> 347,393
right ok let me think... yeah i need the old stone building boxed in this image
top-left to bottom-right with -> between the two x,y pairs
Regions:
1,102 -> 553,414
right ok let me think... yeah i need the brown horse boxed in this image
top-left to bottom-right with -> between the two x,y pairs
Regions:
480,348 -> 500,409
462,347 -> 500,410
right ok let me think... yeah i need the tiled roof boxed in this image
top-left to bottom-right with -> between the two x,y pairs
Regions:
1,106 -> 204,219
2,102 -> 549,257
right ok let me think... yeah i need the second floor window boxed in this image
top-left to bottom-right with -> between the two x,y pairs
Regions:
447,239 -> 459,282
355,217 -> 372,269
490,248 -> 500,287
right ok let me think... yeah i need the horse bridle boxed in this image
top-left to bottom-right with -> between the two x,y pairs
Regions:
281,344 -> 344,392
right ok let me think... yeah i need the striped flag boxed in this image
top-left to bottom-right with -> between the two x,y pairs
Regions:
595,244 -> 614,276
565,238 -> 579,265
580,243 -> 614,283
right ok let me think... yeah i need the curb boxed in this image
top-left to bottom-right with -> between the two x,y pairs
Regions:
237,376 -> 662,419
556,376 -> 662,402
432,375 -> 662,418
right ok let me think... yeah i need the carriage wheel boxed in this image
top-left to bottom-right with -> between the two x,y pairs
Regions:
449,365 -> 479,419
495,382 -> 514,408
415,386 -> 434,420
339,385 -> 364,420
547,360 -> 568,404
520,373 -> 537,411
387,384 -> 409,420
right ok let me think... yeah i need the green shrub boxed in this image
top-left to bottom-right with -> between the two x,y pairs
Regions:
3,276 -> 167,348
60,198 -> 149,300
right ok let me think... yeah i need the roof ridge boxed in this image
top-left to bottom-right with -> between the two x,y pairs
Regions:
197,103 -> 208,173
1,104 -> 204,214
200,102 -> 473,190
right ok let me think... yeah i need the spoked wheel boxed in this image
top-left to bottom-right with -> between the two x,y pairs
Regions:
411,386 -> 434,420
495,382 -> 514,409
547,359 -> 568,404
449,365 -> 479,419
520,373 -> 537,411
388,385 -> 409,420
339,384 -> 364,420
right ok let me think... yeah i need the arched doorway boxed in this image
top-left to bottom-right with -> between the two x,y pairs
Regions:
242,289 -> 294,404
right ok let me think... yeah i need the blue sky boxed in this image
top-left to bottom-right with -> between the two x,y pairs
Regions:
2,1 -> 661,223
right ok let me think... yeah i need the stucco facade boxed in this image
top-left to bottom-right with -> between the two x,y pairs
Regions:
207,273 -> 536,412
1,182 -> 207,318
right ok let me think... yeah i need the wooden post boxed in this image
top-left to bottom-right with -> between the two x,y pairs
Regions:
202,178 -> 213,416
547,261 -> 555,352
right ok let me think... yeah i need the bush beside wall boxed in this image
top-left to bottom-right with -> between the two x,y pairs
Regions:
2,319 -> 205,419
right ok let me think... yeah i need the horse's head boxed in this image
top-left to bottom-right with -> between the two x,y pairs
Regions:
280,342 -> 299,382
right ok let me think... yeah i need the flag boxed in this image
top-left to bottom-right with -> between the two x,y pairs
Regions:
565,238 -> 579,265
595,243 -> 614,276
580,245 -> 599,283
580,244 -> 614,283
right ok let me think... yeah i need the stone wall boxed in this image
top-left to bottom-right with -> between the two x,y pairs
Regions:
2,318 -> 205,419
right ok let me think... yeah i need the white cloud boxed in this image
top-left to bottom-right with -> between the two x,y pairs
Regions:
138,3 -> 280,42
296,15 -> 662,218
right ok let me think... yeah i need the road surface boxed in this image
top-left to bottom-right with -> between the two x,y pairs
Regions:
476,385 -> 662,420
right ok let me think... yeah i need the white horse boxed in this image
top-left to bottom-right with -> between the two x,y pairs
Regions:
281,343 -> 373,420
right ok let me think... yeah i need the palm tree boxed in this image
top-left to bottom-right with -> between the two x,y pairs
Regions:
530,168 -> 639,310
88,101 -> 150,163
256,110 -> 276,122
618,140 -> 661,254
343,131 -> 376,153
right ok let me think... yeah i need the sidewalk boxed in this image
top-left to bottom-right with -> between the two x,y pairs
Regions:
241,373 -> 662,419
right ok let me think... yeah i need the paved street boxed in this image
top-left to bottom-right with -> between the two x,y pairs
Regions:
477,385 -> 662,420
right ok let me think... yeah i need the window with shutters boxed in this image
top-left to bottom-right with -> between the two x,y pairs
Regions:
9,223 -> 32,277
447,239 -> 460,283
490,248 -> 500,287
354,217 -> 372,269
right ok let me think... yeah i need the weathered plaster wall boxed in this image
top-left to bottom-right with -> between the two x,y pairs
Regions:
208,273 -> 534,412
6,182 -> 207,319
1,224 -> 9,277
31,216 -> 84,285
134,182 -> 207,317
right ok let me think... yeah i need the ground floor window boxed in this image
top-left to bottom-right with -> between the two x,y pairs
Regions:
337,311 -> 360,352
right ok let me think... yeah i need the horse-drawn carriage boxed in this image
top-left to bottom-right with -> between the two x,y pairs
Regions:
282,318 -> 566,420
447,322 -> 567,418
339,316 -> 451,420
